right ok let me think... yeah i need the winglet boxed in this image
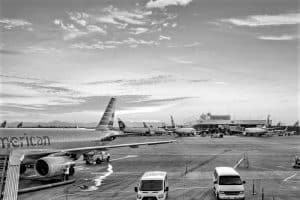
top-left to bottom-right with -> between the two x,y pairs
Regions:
96,97 -> 116,131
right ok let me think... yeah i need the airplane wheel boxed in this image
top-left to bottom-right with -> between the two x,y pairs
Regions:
69,166 -> 75,176
86,160 -> 91,165
96,158 -> 102,164
20,164 -> 26,174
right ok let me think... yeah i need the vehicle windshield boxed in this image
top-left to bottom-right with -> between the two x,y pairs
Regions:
140,180 -> 163,191
219,176 -> 242,185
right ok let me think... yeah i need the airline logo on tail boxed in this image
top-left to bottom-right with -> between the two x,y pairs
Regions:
96,97 -> 116,131
118,118 -> 126,131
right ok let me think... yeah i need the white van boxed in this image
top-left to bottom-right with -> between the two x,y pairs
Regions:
135,171 -> 169,200
213,167 -> 245,200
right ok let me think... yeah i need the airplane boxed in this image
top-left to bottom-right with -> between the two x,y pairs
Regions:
240,115 -> 271,137
117,118 -> 155,136
1,120 -> 7,128
143,122 -> 167,135
0,97 -> 175,180
17,122 -> 23,128
167,115 -> 196,137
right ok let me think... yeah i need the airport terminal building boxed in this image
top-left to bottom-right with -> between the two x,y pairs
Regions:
191,113 -> 267,133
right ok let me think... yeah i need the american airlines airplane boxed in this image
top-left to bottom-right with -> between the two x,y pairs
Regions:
167,116 -> 196,137
118,118 -> 155,136
0,98 -> 175,179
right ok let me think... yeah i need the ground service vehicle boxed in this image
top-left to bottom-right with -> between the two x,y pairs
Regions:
135,171 -> 169,200
213,167 -> 245,200
83,151 -> 110,164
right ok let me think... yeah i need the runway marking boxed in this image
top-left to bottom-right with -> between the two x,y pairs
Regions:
276,165 -> 287,169
283,173 -> 297,182
84,164 -> 114,191
172,186 -> 209,190
111,155 -> 138,161
251,165 -> 274,171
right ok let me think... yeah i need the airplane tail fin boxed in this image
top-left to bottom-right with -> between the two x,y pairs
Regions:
1,120 -> 7,128
266,114 -> 271,128
96,97 -> 116,131
118,118 -> 126,131
17,122 -> 23,128
143,122 -> 148,128
170,116 -> 175,128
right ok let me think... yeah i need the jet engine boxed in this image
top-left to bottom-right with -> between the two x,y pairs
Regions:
35,156 -> 75,177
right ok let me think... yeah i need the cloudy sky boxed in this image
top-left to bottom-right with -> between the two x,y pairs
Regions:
0,0 -> 299,125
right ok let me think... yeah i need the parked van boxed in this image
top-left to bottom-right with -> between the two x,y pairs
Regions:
213,167 -> 245,200
134,171 -> 169,200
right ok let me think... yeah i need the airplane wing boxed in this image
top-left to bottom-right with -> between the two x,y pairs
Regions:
64,140 -> 176,154
21,140 -> 176,161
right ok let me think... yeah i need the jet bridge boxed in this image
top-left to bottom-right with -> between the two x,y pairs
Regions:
0,150 -> 22,200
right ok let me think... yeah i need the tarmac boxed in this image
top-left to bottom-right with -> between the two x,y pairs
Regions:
19,135 -> 300,200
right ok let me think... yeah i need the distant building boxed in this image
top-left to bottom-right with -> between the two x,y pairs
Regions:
192,113 -> 268,132
200,113 -> 231,120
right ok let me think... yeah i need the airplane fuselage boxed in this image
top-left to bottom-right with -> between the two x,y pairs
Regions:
0,128 -> 117,153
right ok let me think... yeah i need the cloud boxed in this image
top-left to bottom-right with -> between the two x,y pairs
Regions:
189,79 -> 210,83
183,42 -> 200,47
0,18 -> 32,30
54,19 -> 88,40
146,0 -> 193,9
87,75 -> 174,86
67,12 -> 88,26
159,35 -> 171,40
221,13 -> 300,27
129,27 -> 148,35
70,42 -> 116,50
99,6 -> 149,25
168,42 -> 200,48
27,46 -> 61,54
168,57 -> 193,64
71,38 -> 158,50
258,35 -> 296,41
86,25 -> 106,34
0,49 -> 22,55
54,18 -> 106,40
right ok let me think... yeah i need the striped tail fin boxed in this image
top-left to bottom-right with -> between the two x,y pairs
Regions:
96,97 -> 116,131
143,122 -> 148,128
170,115 -> 175,128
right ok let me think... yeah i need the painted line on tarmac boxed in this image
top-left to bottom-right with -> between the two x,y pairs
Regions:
251,165 -> 274,171
172,186 -> 209,191
283,173 -> 297,182
111,155 -> 138,161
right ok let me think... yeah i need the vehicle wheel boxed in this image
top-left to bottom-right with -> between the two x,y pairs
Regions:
85,160 -> 91,165
96,158 -> 102,164
69,166 -> 75,176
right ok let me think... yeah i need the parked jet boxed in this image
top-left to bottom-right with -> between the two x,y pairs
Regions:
118,118 -> 155,136
17,122 -> 23,128
242,115 -> 273,137
168,116 -> 196,137
1,120 -> 7,128
143,122 -> 167,135
0,98 -> 175,179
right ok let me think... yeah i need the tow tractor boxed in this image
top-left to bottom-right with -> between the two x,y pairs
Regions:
293,156 -> 300,169
83,151 -> 110,165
